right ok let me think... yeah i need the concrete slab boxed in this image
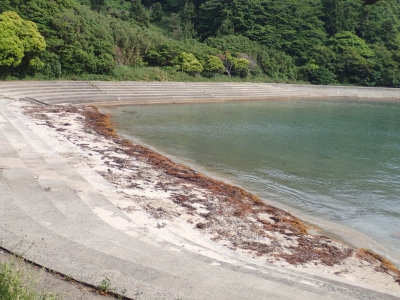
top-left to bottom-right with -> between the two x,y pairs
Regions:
0,158 -> 26,169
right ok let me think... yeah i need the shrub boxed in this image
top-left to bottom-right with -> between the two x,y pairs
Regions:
178,52 -> 204,75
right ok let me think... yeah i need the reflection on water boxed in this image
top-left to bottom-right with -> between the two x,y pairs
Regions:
103,100 -> 400,264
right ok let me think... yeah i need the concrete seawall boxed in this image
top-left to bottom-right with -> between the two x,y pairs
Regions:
274,84 -> 400,100
0,81 -> 398,106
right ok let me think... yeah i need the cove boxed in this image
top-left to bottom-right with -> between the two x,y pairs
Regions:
101,99 -> 400,265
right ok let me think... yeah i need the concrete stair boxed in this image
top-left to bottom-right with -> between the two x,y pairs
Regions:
1,81 -> 397,106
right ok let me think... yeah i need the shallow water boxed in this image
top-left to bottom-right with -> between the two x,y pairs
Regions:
102,100 -> 400,264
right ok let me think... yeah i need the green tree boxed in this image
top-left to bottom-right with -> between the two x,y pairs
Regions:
90,0 -> 106,11
217,52 -> 235,76
171,0 -> 197,40
216,11 -> 234,37
308,45 -> 336,70
310,66 -> 336,85
197,0 -> 326,61
371,45 -> 400,87
169,12 -> 182,38
0,12 -> 24,67
3,0 -> 400,85
215,52 -> 248,78
150,2 -> 163,22
329,31 -> 374,57
181,1 -> 196,39
39,51 -> 61,78
321,0 -> 359,35
50,6 -> 116,75
0,11 -> 45,73
131,0 -> 150,27
165,0 -> 186,11
110,18 -> 164,67
329,31 -> 374,84
233,57 -> 250,78
178,51 -> 203,75
298,62 -> 336,85
204,55 -> 224,76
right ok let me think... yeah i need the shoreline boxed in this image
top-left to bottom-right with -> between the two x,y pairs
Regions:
17,101 -> 400,295
87,95 -> 400,108
102,101 -> 400,268
115,120 -> 395,262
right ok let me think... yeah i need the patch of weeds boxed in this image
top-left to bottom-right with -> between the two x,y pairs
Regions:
63,273 -> 73,282
0,261 -> 60,300
98,276 -> 115,294
12,237 -> 35,259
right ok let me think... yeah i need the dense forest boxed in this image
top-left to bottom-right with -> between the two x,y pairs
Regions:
0,0 -> 399,86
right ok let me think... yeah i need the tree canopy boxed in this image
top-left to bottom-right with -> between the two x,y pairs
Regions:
0,11 -> 45,72
0,0 -> 399,86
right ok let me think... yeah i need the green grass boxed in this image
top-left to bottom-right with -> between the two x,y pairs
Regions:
0,261 -> 59,300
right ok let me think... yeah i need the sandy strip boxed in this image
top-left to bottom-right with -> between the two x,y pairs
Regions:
16,101 -> 400,295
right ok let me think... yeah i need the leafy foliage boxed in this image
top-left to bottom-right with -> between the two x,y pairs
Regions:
177,51 -> 203,75
1,0 -> 400,86
0,261 -> 58,300
0,11 -> 45,76
131,0 -> 150,27
204,55 -> 224,74
150,2 -> 163,22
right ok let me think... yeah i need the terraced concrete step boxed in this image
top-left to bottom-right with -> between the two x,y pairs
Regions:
46,96 -> 215,105
39,94 -> 115,101
8,89 -> 105,96
0,205 -> 178,299
0,81 -> 91,88
0,82 -> 94,92
92,82 -> 193,86
41,91 -> 209,99
1,103 -> 142,232
0,85 -> 99,91
102,90 -> 211,95
1,167 -> 197,266
0,81 -> 316,105
1,80 -> 399,105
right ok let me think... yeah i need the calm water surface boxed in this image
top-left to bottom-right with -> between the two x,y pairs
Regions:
103,100 -> 400,264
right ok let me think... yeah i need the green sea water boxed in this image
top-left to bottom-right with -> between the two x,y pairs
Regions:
102,100 -> 400,264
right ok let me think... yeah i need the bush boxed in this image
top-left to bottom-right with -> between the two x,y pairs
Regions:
204,55 -> 224,76
310,66 -> 336,85
178,52 -> 204,75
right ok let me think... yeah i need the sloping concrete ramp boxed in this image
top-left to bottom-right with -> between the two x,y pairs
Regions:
0,81 -> 399,105
0,96 -> 399,298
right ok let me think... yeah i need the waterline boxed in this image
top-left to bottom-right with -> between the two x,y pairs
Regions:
102,99 -> 400,265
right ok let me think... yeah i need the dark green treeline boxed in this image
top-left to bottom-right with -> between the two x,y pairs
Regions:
0,0 -> 399,86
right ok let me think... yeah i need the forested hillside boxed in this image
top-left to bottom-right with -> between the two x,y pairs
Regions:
0,0 -> 399,86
